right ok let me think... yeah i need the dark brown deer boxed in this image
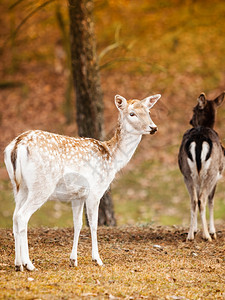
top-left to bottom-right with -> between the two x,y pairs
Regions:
178,92 -> 225,241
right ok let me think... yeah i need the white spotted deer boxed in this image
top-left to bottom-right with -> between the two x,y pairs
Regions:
4,93 -> 161,271
178,92 -> 225,241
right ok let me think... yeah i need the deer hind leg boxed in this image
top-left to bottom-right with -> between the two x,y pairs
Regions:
86,195 -> 103,266
70,199 -> 84,267
187,189 -> 198,241
185,180 -> 198,241
14,191 -> 49,271
208,185 -> 217,239
13,187 -> 28,271
198,192 -> 211,241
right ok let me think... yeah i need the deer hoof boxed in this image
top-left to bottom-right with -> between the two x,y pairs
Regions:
203,235 -> 212,242
186,237 -> 194,242
24,262 -> 35,271
92,258 -> 103,266
210,232 -> 217,240
70,259 -> 77,267
15,265 -> 24,272
186,232 -> 195,241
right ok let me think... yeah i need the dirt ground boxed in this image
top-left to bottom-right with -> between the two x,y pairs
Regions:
0,225 -> 224,299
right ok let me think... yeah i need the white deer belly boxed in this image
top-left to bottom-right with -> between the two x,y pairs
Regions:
49,172 -> 90,202
48,163 -> 115,202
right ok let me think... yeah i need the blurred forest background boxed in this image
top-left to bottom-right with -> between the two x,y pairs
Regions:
0,0 -> 225,228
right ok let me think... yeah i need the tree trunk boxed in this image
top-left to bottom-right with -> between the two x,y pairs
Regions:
68,0 -> 116,226
98,190 -> 116,226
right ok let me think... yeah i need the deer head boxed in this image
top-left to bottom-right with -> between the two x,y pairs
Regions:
115,94 -> 161,135
190,92 -> 225,129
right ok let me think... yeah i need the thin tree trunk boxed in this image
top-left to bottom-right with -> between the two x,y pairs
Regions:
68,0 -> 116,226
98,190 -> 116,226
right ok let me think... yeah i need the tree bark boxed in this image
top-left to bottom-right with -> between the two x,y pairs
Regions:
68,0 -> 116,226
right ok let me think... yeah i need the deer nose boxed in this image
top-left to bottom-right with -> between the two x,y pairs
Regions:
150,126 -> 158,135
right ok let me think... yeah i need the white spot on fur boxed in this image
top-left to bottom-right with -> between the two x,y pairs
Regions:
201,141 -> 210,161
187,141 -> 196,174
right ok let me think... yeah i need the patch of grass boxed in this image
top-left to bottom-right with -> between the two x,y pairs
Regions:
112,160 -> 190,226
113,159 -> 225,226
211,183 -> 225,220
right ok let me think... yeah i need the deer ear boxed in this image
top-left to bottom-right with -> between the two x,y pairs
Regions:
142,94 -> 161,109
213,92 -> 225,107
198,93 -> 206,109
115,95 -> 127,111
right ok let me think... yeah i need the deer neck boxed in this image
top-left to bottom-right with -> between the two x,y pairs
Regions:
105,118 -> 142,172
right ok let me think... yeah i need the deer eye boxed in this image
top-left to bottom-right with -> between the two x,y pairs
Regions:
130,112 -> 136,117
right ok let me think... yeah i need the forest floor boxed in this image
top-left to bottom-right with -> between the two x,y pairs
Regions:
0,225 -> 225,299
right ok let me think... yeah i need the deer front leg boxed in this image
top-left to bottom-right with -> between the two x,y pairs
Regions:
70,200 -> 84,267
86,196 -> 103,266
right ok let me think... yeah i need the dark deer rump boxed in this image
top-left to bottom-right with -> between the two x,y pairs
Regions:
178,126 -> 222,174
184,127 -> 213,173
